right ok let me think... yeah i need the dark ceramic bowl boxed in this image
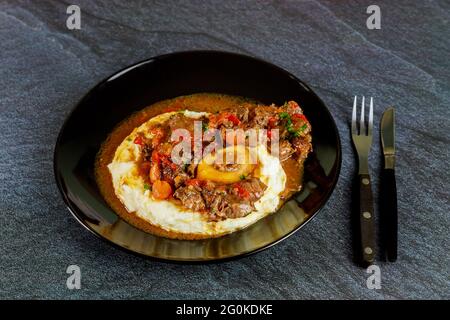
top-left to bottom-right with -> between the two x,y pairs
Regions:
54,50 -> 341,262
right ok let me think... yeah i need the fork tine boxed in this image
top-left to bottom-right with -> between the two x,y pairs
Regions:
360,96 -> 366,135
368,97 -> 373,136
352,95 -> 357,134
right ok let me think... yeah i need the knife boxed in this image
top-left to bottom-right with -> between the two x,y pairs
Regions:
380,107 -> 397,262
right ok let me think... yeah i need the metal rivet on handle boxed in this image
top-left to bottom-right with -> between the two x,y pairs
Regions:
364,247 -> 373,255
363,212 -> 371,219
362,178 -> 370,185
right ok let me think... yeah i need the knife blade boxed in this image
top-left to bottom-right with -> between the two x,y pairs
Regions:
380,107 -> 397,262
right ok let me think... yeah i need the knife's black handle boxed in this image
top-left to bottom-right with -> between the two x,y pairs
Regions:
359,174 -> 376,265
381,168 -> 398,262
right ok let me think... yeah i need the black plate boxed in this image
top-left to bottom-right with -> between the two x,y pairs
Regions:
54,50 -> 341,262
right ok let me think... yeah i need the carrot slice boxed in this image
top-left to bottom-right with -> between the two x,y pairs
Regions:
152,180 -> 172,199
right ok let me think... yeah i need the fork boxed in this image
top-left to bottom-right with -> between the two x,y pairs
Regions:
351,96 -> 375,265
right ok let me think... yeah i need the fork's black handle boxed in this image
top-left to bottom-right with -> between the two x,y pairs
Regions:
359,174 -> 376,265
381,168 -> 398,262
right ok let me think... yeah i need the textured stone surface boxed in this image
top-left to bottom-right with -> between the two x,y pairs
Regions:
0,0 -> 449,299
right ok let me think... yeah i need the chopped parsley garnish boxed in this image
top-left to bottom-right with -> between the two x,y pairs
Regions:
279,112 -> 290,120
127,137 -> 132,142
279,112 -> 307,138
239,174 -> 247,180
291,130 -> 302,138
143,183 -> 151,191
300,124 -> 308,132
202,122 -> 209,132
287,125 -> 295,133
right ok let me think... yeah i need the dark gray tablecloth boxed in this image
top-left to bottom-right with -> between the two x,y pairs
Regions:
1,0 -> 449,299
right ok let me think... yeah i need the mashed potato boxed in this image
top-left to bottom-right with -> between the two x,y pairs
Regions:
108,110 -> 286,237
